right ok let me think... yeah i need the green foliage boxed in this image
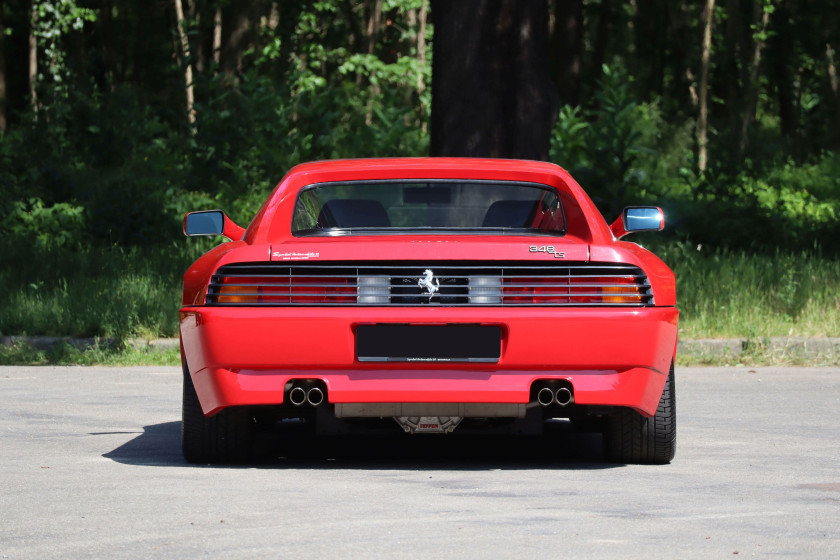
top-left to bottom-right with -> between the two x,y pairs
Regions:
187,69 -> 428,224
550,67 -> 839,252
7,198 -> 85,248
551,66 -> 696,219
1,0 -> 432,251
670,152 -> 840,251
31,0 -> 97,101
0,64 -> 429,248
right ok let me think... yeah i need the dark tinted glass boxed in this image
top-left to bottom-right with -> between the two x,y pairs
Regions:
185,211 -> 224,236
292,181 -> 565,236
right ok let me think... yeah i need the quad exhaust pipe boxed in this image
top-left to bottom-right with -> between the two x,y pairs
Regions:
306,387 -> 324,406
288,386 -> 307,406
287,382 -> 326,407
535,383 -> 574,407
554,387 -> 573,407
537,387 -> 555,407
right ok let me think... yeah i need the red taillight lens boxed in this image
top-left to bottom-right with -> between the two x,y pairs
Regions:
258,277 -> 291,303
290,277 -> 355,304
502,278 -> 533,303
502,277 -> 569,304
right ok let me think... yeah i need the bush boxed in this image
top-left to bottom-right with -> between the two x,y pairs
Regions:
551,65 -> 696,220
667,152 -> 840,252
7,198 -> 86,248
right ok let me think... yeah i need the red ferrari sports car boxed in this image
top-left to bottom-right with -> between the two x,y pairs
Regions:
180,158 -> 678,464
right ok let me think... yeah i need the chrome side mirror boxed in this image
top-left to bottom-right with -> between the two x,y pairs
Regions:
610,206 -> 664,239
184,210 -> 225,236
623,206 -> 664,232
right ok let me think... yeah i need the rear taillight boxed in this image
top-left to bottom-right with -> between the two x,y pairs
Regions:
289,277 -> 355,304
217,276 -> 261,303
207,262 -> 651,306
570,276 -> 644,304
502,277 -> 569,304
215,276 -> 356,304
501,275 -> 644,304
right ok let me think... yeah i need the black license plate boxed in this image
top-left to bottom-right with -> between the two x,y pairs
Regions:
356,324 -> 501,363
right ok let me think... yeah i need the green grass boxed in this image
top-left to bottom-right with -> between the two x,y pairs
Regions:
0,240 -> 212,340
656,242 -> 840,339
0,340 -> 181,366
677,342 -> 840,367
2,239 -> 838,366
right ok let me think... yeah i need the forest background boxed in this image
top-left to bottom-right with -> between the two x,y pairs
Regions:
1,0 -> 839,361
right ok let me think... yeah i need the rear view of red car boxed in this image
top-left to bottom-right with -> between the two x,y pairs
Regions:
180,158 -> 677,464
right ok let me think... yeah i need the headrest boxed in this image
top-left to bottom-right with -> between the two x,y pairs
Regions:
482,200 -> 538,228
318,199 -> 391,228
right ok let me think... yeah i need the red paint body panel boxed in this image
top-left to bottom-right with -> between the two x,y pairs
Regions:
180,306 -> 677,416
180,158 -> 679,423
244,158 -> 613,246
192,366 -> 667,419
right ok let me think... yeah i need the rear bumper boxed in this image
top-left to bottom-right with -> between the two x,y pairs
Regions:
180,306 -> 678,417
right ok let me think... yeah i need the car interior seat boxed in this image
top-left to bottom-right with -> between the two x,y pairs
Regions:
318,199 -> 392,228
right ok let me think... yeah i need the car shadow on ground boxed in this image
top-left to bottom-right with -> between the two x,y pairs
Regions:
103,421 -> 619,470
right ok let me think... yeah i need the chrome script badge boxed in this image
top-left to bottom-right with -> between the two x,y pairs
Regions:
529,245 -> 566,258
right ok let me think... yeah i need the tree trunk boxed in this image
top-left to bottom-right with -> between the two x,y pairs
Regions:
212,5 -> 222,69
430,0 -> 558,161
417,0 -> 427,95
738,4 -> 771,153
550,0 -> 582,106
174,0 -> 197,127
697,0 -> 715,173
365,0 -> 382,55
417,0 -> 428,131
590,0 -> 613,84
670,1 -> 693,109
633,0 -> 668,98
364,0 -> 383,125
769,0 -> 797,139
721,0 -> 744,129
341,2 -> 364,50
0,8 -> 6,130
188,0 -> 205,74
827,42 -> 840,147
94,0 -> 117,91
220,1 -> 254,79
28,3 -> 37,112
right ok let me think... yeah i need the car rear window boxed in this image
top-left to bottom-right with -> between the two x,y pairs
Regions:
291,181 -> 566,236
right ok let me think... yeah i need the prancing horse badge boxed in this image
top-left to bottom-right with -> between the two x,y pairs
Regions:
417,269 -> 440,299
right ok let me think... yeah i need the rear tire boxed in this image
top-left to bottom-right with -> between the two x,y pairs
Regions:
604,362 -> 676,464
182,360 -> 254,464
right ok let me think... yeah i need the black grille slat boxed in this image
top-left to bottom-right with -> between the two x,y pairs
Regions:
205,261 -> 653,307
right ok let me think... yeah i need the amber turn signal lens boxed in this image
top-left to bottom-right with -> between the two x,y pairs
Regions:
217,284 -> 258,303
601,285 -> 643,303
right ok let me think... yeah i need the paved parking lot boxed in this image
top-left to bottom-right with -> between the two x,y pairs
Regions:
1,365 -> 838,558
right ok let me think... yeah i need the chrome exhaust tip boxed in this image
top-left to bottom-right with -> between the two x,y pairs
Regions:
306,387 -> 325,407
288,386 -> 307,406
537,387 -> 555,407
555,387 -> 574,407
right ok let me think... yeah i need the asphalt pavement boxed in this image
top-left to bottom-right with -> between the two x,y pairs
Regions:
1,365 -> 838,558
